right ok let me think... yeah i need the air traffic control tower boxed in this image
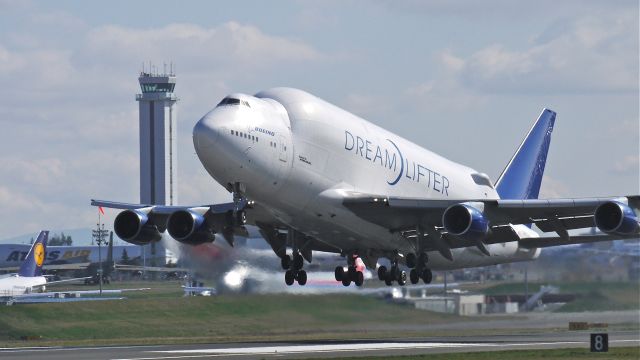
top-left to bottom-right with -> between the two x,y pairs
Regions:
136,68 -> 178,266
136,69 -> 178,206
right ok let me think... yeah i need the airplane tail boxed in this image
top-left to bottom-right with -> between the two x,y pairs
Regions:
494,109 -> 556,200
18,230 -> 48,277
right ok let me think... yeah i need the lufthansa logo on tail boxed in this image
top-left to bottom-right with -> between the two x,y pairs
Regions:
34,243 -> 45,267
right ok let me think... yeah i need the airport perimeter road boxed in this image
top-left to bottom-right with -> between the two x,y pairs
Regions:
0,331 -> 638,360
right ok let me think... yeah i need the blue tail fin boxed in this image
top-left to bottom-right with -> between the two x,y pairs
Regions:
18,230 -> 48,277
495,109 -> 556,200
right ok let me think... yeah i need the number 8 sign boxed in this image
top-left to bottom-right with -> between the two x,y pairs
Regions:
590,333 -> 608,352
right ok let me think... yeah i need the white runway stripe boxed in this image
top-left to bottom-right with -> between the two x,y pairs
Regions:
110,340 -> 591,359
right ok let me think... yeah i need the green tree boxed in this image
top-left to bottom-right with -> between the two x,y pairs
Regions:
121,248 -> 130,264
49,232 -> 73,246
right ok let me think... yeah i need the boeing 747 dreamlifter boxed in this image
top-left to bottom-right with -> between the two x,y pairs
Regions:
93,88 -> 639,287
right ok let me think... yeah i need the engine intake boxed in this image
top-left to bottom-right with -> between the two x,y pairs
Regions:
442,203 -> 489,241
167,210 -> 216,245
114,210 -> 161,245
594,201 -> 639,235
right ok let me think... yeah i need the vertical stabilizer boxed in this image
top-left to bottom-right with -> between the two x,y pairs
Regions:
495,109 -> 556,200
18,230 -> 48,277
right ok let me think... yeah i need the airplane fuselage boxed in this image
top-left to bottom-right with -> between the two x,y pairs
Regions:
193,88 -> 540,270
0,275 -> 46,296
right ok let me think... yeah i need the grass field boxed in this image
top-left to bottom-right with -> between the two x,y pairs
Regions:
0,280 -> 637,348
332,347 -> 640,360
481,281 -> 640,312
0,282 -> 468,346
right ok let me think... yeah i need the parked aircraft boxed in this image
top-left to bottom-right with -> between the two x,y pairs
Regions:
0,231 -> 89,297
93,88 -> 640,288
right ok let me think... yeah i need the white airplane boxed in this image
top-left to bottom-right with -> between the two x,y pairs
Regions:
0,231 -> 51,296
0,230 -> 148,303
0,231 -> 92,297
93,88 -> 640,288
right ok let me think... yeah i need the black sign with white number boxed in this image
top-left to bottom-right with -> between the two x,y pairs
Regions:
590,333 -> 608,352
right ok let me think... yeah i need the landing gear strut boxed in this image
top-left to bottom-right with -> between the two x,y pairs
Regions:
232,182 -> 248,226
334,254 -> 364,287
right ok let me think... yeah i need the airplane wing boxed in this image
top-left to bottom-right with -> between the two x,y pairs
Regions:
6,288 -> 150,304
114,264 -> 190,272
28,276 -> 92,291
91,199 -> 338,259
342,192 -> 640,256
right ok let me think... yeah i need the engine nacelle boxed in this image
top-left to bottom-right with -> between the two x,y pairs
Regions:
594,201 -> 639,235
114,210 -> 161,245
167,210 -> 216,245
442,203 -> 490,241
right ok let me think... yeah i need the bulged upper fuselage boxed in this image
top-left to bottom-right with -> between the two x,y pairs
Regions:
193,88 -> 538,270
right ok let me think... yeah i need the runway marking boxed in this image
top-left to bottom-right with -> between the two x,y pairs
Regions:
111,341 -> 591,360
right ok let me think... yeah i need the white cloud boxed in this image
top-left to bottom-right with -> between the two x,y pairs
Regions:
446,12 -> 638,94
0,13 -> 327,239
84,22 -> 321,71
613,155 -> 640,176
538,175 -> 570,199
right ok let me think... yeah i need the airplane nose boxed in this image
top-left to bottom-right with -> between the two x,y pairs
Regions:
193,114 -> 220,151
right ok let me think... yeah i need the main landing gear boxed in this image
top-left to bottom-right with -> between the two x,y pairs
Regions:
406,252 -> 433,285
377,258 -> 407,286
334,266 -> 364,287
281,252 -> 307,286
334,255 -> 364,287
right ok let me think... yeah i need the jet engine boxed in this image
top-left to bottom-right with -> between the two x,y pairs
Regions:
114,210 -> 161,245
167,210 -> 216,245
442,203 -> 490,241
594,201 -> 639,235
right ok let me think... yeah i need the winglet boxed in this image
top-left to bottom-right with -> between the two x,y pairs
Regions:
495,109 -> 556,200
18,230 -> 48,277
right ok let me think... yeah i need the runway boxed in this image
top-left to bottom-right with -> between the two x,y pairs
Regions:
0,331 -> 637,360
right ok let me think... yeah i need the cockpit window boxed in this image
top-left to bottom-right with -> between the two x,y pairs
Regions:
217,97 -> 251,107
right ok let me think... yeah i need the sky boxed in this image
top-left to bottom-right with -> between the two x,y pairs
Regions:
0,0 -> 638,240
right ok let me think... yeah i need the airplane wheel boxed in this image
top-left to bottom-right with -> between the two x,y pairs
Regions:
281,255 -> 291,270
297,270 -> 307,286
284,270 -> 295,286
384,278 -> 393,286
410,269 -> 420,284
397,270 -> 407,286
293,253 -> 304,270
235,210 -> 247,225
422,268 -> 433,284
354,271 -> 364,287
335,266 -> 345,281
342,277 -> 351,287
406,253 -> 417,268
377,266 -> 387,281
